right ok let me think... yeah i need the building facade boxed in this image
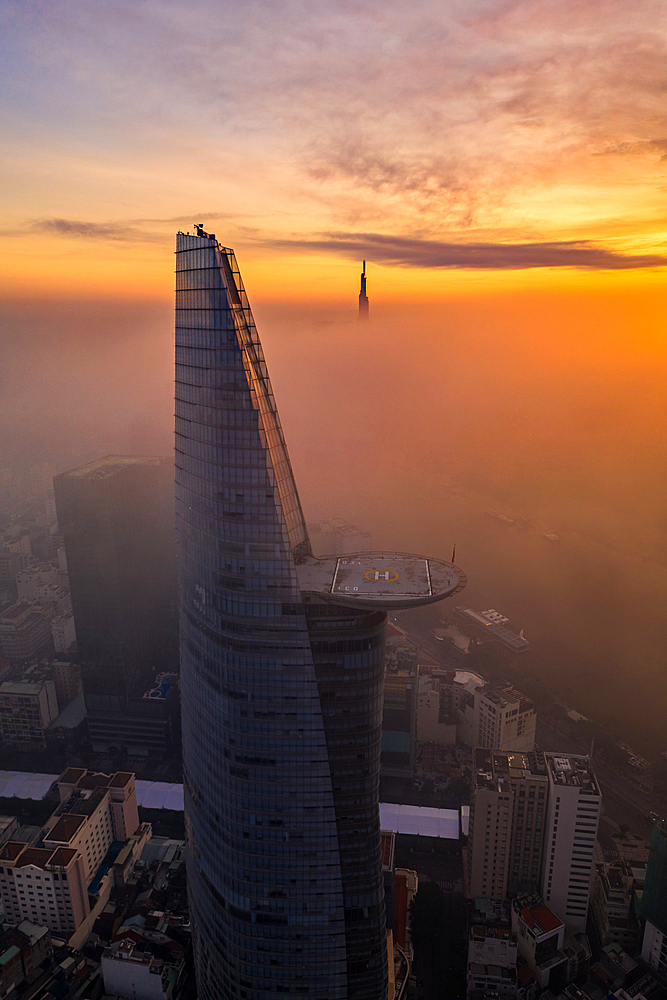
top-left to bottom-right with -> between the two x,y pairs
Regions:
0,768 -> 141,942
540,754 -> 601,933
54,456 -> 179,754
0,602 -> 53,661
459,681 -> 536,752
0,680 -> 59,748
468,750 -> 549,901
175,230 -> 466,1000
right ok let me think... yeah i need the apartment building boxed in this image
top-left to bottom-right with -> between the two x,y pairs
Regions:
541,754 -> 601,933
468,749 -> 549,900
0,768 -> 141,944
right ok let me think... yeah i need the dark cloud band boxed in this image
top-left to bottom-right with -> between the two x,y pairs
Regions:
263,233 -> 667,270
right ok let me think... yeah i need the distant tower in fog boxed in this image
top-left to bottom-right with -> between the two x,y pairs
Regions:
358,260 -> 369,320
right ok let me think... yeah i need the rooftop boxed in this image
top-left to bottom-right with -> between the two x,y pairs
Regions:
0,681 -> 45,695
296,552 -> 466,610
57,455 -> 167,480
519,904 -> 563,935
0,841 -> 26,862
46,813 -> 87,844
13,847 -> 53,870
545,753 -> 599,792
474,748 -> 548,789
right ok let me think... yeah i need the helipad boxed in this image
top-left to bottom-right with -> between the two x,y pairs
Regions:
296,552 -> 466,610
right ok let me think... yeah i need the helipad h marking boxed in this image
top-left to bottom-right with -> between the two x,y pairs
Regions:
365,569 -> 399,583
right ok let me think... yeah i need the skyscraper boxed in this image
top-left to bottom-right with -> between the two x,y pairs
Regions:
54,456 -> 179,755
540,753 -> 601,933
358,261 -> 369,320
468,749 -> 549,901
175,229 -> 466,1000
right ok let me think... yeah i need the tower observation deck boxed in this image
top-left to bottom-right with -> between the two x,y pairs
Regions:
175,228 -> 466,1000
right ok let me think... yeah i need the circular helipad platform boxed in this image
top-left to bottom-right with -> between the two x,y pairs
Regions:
296,551 -> 467,610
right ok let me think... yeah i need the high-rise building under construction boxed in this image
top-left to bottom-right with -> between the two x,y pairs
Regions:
175,229 -> 466,999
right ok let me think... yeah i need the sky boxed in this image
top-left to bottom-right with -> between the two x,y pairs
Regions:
1,0 -> 667,750
1,0 -> 666,299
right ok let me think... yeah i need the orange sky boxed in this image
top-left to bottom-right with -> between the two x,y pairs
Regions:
1,0 -> 666,304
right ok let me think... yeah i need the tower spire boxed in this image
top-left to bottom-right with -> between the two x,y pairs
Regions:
358,260 -> 369,320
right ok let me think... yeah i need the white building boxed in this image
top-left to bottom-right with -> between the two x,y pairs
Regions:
459,681 -> 536,752
102,941 -> 176,999
641,921 -> 667,979
541,754 -> 601,933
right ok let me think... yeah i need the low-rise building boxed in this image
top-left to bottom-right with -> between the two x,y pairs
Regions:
51,613 -> 77,655
591,860 -> 644,953
102,940 -> 179,999
417,669 -> 483,745
0,602 -> 53,661
512,897 -> 568,993
0,679 -> 59,748
468,899 -> 518,1000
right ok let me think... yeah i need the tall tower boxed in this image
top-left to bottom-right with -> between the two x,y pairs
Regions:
358,261 -> 369,320
175,231 -> 466,1000
53,457 -> 179,755
541,754 -> 601,933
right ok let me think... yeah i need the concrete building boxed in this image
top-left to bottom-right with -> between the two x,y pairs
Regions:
0,679 -> 59,748
512,897 -> 567,993
0,840 -> 89,939
0,602 -> 53,661
541,754 -> 601,933
48,768 -> 140,879
50,612 -> 77,655
393,868 -> 418,958
54,455 -> 179,756
591,861 -> 643,953
468,900 -> 518,1000
0,547 -> 31,599
49,656 -> 80,709
468,750 -> 549,900
381,673 -> 418,778
0,768 -> 142,947
460,680 -> 536,752
102,941 -> 177,999
16,563 -> 60,601
417,669 -> 483,745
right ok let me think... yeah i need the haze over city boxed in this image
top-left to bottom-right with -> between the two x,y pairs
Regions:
2,0 -> 665,754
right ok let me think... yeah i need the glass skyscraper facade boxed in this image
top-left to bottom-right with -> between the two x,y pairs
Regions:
54,456 -> 179,755
175,231 -> 465,999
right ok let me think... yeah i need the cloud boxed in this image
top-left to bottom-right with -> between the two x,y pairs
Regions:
29,218 -> 151,241
261,232 -> 667,270
597,138 -> 667,161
